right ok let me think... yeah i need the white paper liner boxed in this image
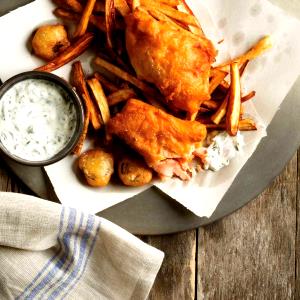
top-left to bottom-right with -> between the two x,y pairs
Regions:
0,0 -> 299,216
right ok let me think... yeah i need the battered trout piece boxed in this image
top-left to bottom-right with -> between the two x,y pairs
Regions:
125,8 -> 216,114
108,99 -> 207,180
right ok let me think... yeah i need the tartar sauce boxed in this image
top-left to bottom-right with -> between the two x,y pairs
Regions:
202,131 -> 244,171
0,79 -> 77,161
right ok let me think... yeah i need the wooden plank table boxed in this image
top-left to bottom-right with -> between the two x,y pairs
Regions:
0,149 -> 298,299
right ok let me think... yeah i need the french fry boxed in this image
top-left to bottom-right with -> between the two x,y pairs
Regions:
54,8 -> 79,21
94,72 -> 119,93
132,0 -> 141,9
140,0 -> 198,26
198,107 -> 211,114
53,8 -> 106,32
72,96 -> 90,155
239,60 -> 249,76
202,100 -> 219,111
215,36 -> 272,72
186,111 -> 198,121
94,57 -> 158,96
87,78 -> 111,124
242,90 -> 256,103
177,1 -> 204,35
115,0 -> 131,16
36,32 -> 94,72
215,61 -> 248,95
211,59 -> 248,124
218,80 -> 230,93
73,0 -> 96,38
105,0 -> 116,49
226,63 -> 241,136
211,92 -> 229,124
206,118 -> 257,131
94,1 -> 105,12
107,88 -> 136,106
144,95 -> 166,111
209,69 -> 227,94
239,118 -> 257,130
52,0 -> 83,12
240,104 -> 244,117
156,0 -> 180,6
147,8 -> 197,39
71,61 -> 102,129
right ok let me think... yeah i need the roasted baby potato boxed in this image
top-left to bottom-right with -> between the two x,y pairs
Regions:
32,24 -> 70,61
78,149 -> 114,187
118,156 -> 153,187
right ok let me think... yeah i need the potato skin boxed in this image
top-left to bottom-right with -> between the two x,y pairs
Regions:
32,24 -> 70,61
78,149 -> 114,187
118,157 -> 152,187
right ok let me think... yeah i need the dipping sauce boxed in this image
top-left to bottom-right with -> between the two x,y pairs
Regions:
202,131 -> 244,171
0,79 -> 77,161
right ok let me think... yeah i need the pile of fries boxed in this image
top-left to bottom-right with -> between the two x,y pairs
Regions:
34,0 -> 272,156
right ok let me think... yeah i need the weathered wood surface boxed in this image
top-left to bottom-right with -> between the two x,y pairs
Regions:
144,231 -> 196,300
197,153 -> 297,300
0,150 -> 298,299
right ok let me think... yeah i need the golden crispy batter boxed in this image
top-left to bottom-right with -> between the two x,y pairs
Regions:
107,99 -> 206,167
125,9 -> 216,114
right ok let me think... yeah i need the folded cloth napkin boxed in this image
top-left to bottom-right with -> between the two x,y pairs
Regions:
0,192 -> 164,300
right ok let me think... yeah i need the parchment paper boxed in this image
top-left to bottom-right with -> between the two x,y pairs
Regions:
0,0 -> 299,216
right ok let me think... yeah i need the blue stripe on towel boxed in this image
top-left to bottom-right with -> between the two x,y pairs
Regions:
16,207 -> 66,300
24,208 -> 77,299
61,218 -> 101,299
48,214 -> 98,299
39,212 -> 85,298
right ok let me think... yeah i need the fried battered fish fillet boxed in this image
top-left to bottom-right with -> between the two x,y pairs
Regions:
125,9 -> 216,114
107,99 -> 207,180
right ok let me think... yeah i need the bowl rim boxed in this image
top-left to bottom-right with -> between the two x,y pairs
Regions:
0,71 -> 84,166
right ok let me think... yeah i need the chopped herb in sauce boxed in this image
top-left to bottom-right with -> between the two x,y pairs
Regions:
0,79 -> 77,161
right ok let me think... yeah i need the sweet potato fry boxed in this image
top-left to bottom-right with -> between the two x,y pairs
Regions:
226,63 -> 241,136
211,92 -> 229,124
54,8 -> 106,32
215,36 -> 272,72
211,60 -> 248,124
73,0 -> 96,38
147,8 -> 197,39
72,96 -> 90,155
115,0 -> 131,16
52,0 -> 83,12
198,107 -> 211,114
197,115 -> 213,124
242,91 -> 256,103
94,72 -> 119,93
186,111 -> 198,121
36,32 -> 94,72
140,0 -> 198,26
209,70 -> 227,94
206,118 -> 257,131
71,61 -> 101,129
105,0 -> 116,49
94,1 -> 105,12
144,95 -> 167,111
202,100 -> 219,111
177,1 -> 203,35
107,88 -> 136,106
54,8 -> 79,21
132,0 -> 141,9
94,57 -> 158,96
87,78 -> 111,124
239,118 -> 257,130
159,0 -> 180,6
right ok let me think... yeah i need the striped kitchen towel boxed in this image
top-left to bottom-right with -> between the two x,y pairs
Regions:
0,192 -> 164,300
